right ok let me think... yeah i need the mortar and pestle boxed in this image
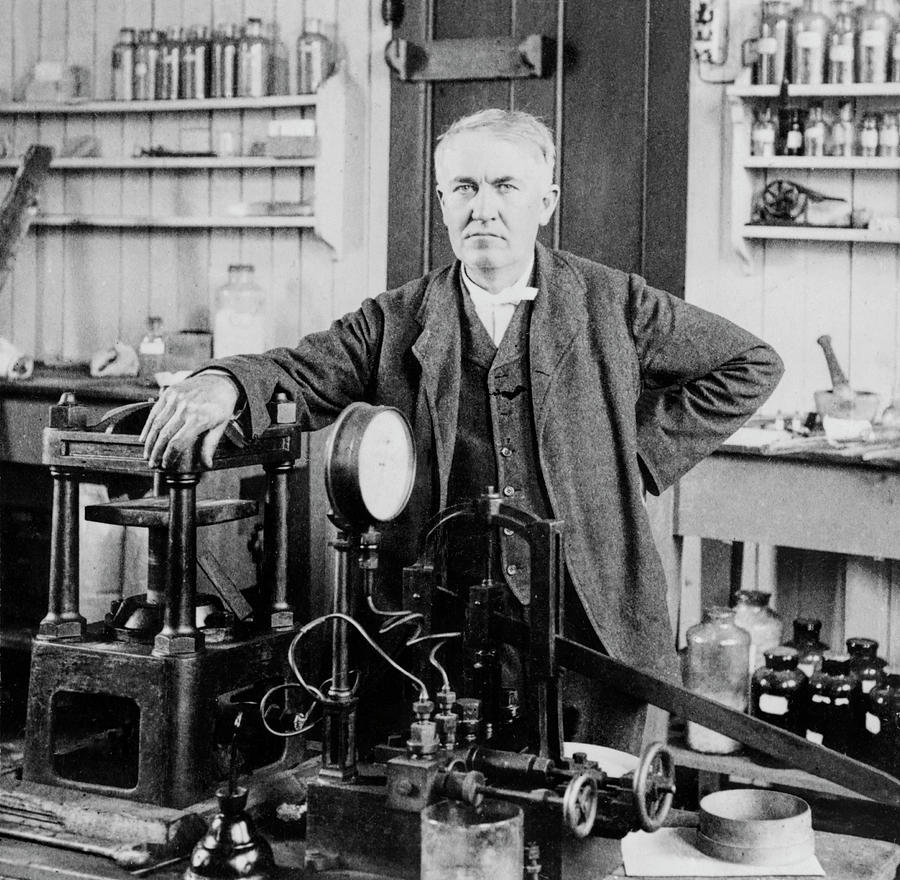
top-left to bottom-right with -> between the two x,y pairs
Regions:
814,335 -> 880,422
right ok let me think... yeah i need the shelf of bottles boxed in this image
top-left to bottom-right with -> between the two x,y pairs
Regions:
27,215 -> 316,229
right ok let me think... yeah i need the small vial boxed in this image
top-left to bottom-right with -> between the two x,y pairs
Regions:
830,101 -> 856,157
861,113 -> 880,157
785,109 -> 804,156
878,112 -> 900,157
751,106 -> 777,157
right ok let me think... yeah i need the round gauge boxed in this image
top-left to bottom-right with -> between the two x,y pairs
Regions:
324,403 -> 416,530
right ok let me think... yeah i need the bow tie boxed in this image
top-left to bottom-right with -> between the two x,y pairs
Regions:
468,284 -> 539,307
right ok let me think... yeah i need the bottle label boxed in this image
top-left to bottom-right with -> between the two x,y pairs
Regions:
799,662 -> 816,677
758,37 -> 778,55
862,679 -> 879,694
867,712 -> 882,735
811,694 -> 831,704
830,44 -> 853,63
862,29 -> 887,49
834,696 -> 851,706
759,693 -> 789,715
862,128 -> 880,149
786,130 -> 803,150
806,729 -> 824,744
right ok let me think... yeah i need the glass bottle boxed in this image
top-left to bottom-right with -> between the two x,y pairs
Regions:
752,106 -> 778,156
860,113 -> 880,156
892,26 -> 900,81
180,26 -> 199,99
847,637 -> 888,696
805,653 -> 857,754
879,111 -> 900,156
829,0 -> 856,83
733,589 -> 783,674
683,607 -> 751,755
296,18 -> 335,94
804,103 -> 827,156
159,27 -> 182,101
138,316 -> 166,381
133,29 -> 160,101
857,0 -> 895,83
751,646 -> 808,736
784,617 -> 830,677
213,265 -> 266,358
112,27 -> 136,101
864,672 -> 900,773
785,108 -> 805,155
239,18 -> 270,98
792,0 -> 832,85
830,100 -> 856,156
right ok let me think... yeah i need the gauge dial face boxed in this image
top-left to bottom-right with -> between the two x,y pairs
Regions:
356,409 -> 415,522
325,403 -> 416,529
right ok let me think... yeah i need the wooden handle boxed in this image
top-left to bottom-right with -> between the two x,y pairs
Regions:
816,334 -> 851,391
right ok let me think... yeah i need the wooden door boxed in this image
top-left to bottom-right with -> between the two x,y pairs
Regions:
386,0 -> 690,299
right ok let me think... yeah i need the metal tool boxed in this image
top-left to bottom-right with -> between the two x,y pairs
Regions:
815,334 -> 880,420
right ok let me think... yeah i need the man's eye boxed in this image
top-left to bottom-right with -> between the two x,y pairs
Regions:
497,183 -> 515,192
454,184 -> 475,194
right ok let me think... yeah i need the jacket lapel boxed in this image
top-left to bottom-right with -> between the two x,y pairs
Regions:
529,243 -> 587,434
412,268 -> 463,508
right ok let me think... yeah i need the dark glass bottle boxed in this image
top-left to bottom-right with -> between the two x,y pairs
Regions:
805,653 -> 856,754
751,646 -> 808,736
785,109 -> 805,155
847,637 -> 888,697
864,672 -> 900,774
784,617 -> 830,677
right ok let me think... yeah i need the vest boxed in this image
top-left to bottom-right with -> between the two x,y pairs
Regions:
446,287 -> 553,607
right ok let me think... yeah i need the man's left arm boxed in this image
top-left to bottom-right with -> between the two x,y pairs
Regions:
629,275 -> 784,495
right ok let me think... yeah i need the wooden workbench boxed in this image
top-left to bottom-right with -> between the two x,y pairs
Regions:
1,828 -> 897,880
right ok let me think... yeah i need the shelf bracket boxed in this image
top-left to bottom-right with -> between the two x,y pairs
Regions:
384,34 -> 554,82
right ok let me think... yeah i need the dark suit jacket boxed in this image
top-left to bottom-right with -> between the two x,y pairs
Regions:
217,243 -> 784,679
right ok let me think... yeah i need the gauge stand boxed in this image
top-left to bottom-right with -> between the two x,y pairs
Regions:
318,527 -> 358,783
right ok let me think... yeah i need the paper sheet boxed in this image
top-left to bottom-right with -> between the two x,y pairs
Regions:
621,828 -> 825,877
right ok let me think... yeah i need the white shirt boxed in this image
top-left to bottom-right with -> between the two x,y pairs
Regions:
460,262 -> 538,346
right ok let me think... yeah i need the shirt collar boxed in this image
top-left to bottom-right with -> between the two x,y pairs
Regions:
461,260 -> 538,307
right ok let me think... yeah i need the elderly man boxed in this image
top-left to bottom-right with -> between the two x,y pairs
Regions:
142,108 -> 783,751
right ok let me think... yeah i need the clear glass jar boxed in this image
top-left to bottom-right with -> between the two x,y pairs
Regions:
784,616 -> 830,677
732,589 -> 783,674
138,315 -> 166,382
829,0 -> 857,83
159,27 -> 182,101
804,103 -> 827,156
296,19 -> 335,94
792,0 -> 832,84
805,652 -> 857,753
213,264 -> 266,358
211,24 -> 239,99
239,17 -> 270,97
133,29 -> 161,101
756,0 -> 793,85
752,106 -> 778,156
683,607 -> 751,755
112,27 -> 136,101
751,646 -> 808,736
857,0 -> 895,83
860,112 -> 880,155
830,101 -> 856,156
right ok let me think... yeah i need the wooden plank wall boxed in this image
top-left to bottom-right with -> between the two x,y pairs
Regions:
687,0 -> 900,662
0,0 -> 389,363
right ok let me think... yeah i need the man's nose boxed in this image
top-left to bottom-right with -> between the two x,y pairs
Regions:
470,185 -> 498,220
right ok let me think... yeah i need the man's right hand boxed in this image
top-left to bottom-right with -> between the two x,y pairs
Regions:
141,372 -> 241,470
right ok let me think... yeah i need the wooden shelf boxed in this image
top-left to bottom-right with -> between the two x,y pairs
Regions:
0,157 -> 316,170
0,95 -> 318,115
729,83 -> 900,99
742,224 -> 900,243
744,156 -> 900,170
31,214 -> 315,229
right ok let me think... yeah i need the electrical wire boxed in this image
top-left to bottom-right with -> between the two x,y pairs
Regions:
258,682 -> 322,738
364,594 -> 460,694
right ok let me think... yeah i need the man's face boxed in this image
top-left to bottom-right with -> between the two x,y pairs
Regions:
435,130 -> 559,291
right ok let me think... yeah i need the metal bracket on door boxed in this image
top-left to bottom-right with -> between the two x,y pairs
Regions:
384,35 -> 554,82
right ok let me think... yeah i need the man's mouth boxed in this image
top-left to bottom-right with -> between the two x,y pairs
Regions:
465,231 -> 502,239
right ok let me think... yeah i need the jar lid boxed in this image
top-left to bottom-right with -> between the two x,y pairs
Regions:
735,590 -> 772,607
846,636 -> 879,657
764,646 -> 799,670
793,617 -> 822,636
702,605 -> 736,622
822,653 -> 852,675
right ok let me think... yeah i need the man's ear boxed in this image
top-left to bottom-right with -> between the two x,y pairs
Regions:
539,185 -> 560,226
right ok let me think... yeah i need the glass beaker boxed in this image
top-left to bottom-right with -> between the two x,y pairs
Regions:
213,264 -> 266,358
